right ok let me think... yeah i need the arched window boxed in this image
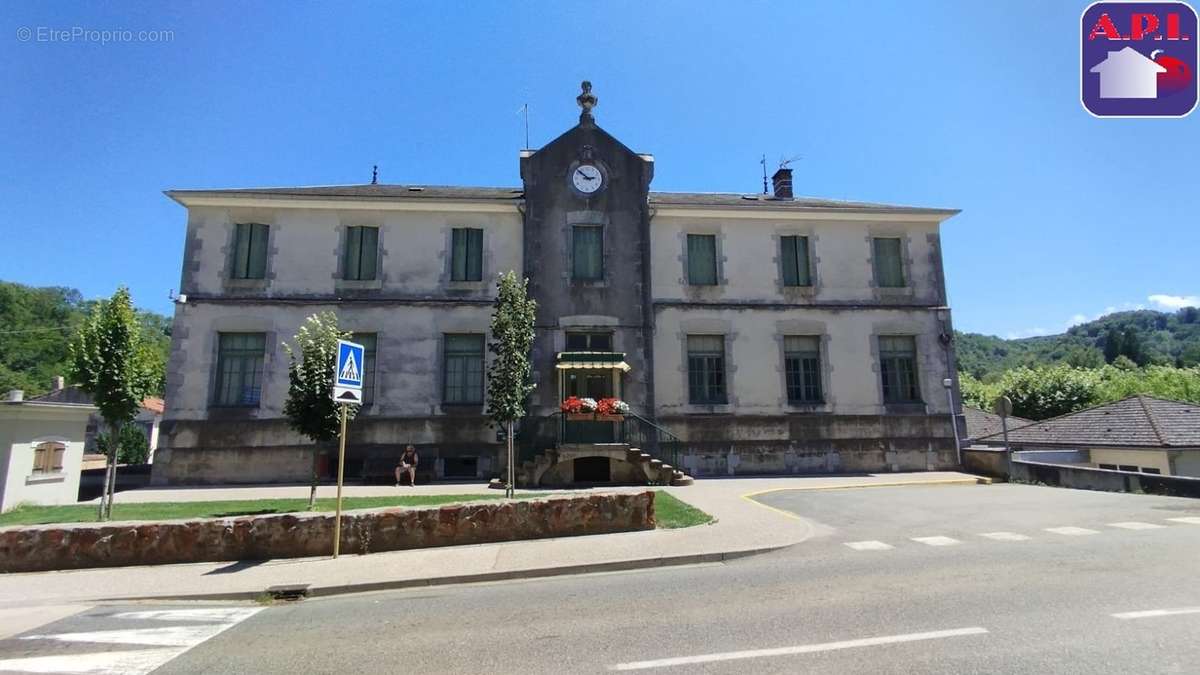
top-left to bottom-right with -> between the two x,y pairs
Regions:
33,442 -> 65,474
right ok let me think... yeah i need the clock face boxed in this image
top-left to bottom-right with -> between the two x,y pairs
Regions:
572,164 -> 603,194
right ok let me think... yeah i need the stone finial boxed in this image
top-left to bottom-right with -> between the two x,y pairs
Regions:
577,80 -> 598,123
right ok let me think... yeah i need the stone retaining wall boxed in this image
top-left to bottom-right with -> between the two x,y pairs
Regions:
0,492 -> 655,573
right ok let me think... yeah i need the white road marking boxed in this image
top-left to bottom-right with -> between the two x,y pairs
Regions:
1167,517 -> 1200,525
911,536 -> 960,547
12,605 -> 264,675
23,625 -> 230,647
844,540 -> 893,551
1107,521 -> 1165,530
1112,607 -> 1200,620
608,626 -> 989,671
111,608 -> 263,623
1044,526 -> 1099,536
978,532 -> 1031,541
0,648 -> 181,674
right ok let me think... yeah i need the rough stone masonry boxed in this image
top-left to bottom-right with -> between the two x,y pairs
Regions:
0,492 -> 655,573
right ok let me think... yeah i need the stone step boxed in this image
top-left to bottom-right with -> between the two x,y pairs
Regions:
670,474 -> 695,487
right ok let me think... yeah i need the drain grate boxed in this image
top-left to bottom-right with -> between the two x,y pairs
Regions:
264,584 -> 310,602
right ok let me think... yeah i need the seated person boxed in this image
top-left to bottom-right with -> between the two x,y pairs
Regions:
395,445 -> 419,487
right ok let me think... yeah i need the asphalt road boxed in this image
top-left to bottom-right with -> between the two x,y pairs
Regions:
6,484 -> 1200,674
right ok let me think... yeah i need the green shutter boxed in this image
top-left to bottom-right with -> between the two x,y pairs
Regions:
573,226 -> 603,280
467,228 -> 483,281
451,229 -> 467,281
874,238 -> 904,287
359,227 -> 378,280
687,234 -> 718,285
247,224 -> 268,279
344,227 -> 362,280
233,223 -> 251,279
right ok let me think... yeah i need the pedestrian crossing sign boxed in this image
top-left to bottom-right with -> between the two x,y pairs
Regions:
333,339 -> 365,403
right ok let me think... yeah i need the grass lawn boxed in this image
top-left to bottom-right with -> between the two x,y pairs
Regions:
0,490 -> 714,529
654,490 -> 714,529
0,493 -> 547,527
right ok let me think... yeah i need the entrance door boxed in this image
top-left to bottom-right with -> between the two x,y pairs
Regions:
573,456 -> 612,483
564,370 -> 618,443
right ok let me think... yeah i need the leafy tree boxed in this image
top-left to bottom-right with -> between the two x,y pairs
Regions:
0,281 -> 170,397
995,365 -> 1099,420
1103,328 -> 1124,364
1111,355 -> 1138,370
486,271 -> 537,498
283,312 -> 357,509
68,287 -> 157,520
97,423 -> 150,464
957,371 -> 999,411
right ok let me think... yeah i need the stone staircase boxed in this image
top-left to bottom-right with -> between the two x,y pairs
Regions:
510,443 -> 694,488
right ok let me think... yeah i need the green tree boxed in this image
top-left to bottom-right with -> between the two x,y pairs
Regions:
486,271 -> 537,498
996,365 -> 1099,420
97,423 -> 150,464
68,287 -> 156,520
957,371 -> 999,411
283,312 -> 357,509
1103,328 -> 1124,364
1111,355 -> 1138,371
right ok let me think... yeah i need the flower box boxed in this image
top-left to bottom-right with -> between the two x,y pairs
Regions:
594,414 -> 625,422
566,413 -> 596,422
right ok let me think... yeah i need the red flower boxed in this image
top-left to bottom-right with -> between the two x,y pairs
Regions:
596,398 -> 618,415
561,396 -> 584,413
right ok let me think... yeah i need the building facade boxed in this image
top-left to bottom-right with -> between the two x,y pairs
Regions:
153,84 -> 964,486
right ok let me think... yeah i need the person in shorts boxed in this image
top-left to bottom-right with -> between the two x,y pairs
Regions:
395,445 -> 419,487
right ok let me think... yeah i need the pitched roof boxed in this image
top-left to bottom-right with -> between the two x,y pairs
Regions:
29,386 -> 164,414
962,406 -> 1033,440
978,395 -> 1200,448
164,184 -> 958,215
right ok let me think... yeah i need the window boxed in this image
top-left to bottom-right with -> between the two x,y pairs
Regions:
565,332 -> 612,351
686,234 -> 718,285
443,334 -> 484,404
784,336 -> 823,403
343,226 -> 379,281
451,228 -> 483,282
353,333 -> 377,405
214,333 -> 266,406
572,225 -> 603,281
872,237 -> 905,288
32,442 -> 65,474
1141,467 -> 1162,475
780,236 -> 811,287
879,335 -> 920,403
1098,463 -> 1118,470
687,335 -> 727,404
1118,464 -> 1139,472
231,223 -> 269,280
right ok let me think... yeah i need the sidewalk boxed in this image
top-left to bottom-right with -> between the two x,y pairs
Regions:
3,472 -> 986,611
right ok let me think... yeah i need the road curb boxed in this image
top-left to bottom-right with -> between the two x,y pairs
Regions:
745,477 -> 990,499
116,545 -> 790,603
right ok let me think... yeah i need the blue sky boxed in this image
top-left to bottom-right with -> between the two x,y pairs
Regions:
2,1 -> 1197,338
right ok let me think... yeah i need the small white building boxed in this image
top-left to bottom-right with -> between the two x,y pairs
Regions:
0,390 -> 95,511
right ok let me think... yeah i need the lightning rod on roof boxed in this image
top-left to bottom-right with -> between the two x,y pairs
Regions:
371,165 -> 378,185
760,155 -> 768,194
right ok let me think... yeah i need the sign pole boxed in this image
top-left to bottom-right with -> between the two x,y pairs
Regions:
332,402 -> 348,558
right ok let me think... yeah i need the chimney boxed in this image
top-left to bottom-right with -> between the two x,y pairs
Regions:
771,167 -> 793,200
6,390 -> 23,403
52,375 -> 65,391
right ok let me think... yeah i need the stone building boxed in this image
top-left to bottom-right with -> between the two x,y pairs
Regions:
153,83 -> 964,486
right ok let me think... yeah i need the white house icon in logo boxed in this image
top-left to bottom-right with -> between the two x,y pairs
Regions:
1090,46 -> 1167,98
339,352 -> 360,383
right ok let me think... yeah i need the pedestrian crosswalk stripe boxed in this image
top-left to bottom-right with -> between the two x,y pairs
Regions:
1045,526 -> 1100,536
23,625 -> 230,647
1167,517 -> 1200,525
0,647 -> 181,674
1108,521 -> 1165,530
911,536 -> 960,547
845,540 -> 893,551
111,608 -> 262,623
10,605 -> 263,675
978,532 -> 1031,541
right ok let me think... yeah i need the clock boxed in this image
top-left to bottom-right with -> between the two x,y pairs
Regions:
572,164 -> 603,194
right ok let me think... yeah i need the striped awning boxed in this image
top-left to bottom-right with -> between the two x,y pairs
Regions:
555,351 -> 631,372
